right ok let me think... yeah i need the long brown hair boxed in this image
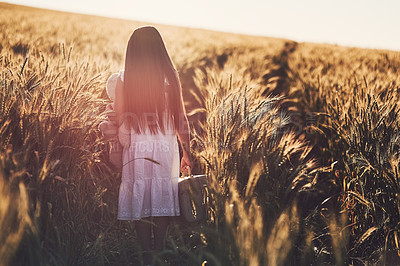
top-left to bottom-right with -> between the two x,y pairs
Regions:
122,26 -> 185,134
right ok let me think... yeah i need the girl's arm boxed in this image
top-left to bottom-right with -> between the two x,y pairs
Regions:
176,96 -> 192,173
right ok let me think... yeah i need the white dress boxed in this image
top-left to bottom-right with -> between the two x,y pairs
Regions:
116,72 -> 180,220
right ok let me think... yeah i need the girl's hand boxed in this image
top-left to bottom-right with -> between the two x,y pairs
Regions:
180,153 -> 192,176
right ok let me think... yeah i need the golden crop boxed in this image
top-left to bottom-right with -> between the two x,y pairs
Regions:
1,3 -> 400,265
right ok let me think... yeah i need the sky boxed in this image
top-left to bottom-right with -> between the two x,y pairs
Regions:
4,0 -> 400,51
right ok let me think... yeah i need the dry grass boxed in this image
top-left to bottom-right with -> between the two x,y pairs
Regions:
1,2 -> 400,265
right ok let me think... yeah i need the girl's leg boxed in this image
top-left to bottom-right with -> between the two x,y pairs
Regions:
153,216 -> 170,251
135,218 -> 152,265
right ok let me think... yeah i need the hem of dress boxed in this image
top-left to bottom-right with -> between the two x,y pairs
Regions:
117,213 -> 181,221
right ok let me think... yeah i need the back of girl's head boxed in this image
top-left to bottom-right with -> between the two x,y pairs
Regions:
122,26 -> 185,135
126,26 -> 172,69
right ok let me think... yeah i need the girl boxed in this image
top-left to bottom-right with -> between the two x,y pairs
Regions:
113,26 -> 192,265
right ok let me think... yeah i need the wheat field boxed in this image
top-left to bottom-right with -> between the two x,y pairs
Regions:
1,3 -> 400,265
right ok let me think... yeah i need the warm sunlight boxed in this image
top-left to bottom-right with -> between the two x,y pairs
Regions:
2,1 -> 400,265
4,0 -> 400,51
